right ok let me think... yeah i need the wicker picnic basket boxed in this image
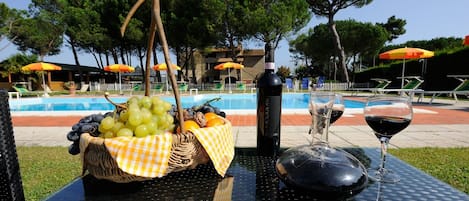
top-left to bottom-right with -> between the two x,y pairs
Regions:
80,114 -> 233,183
80,128 -> 223,183
78,2 -> 233,183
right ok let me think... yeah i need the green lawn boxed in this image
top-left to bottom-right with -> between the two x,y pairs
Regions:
16,146 -> 81,201
15,146 -> 469,200
389,147 -> 469,194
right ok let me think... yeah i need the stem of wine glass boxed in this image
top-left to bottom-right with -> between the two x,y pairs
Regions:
378,136 -> 390,174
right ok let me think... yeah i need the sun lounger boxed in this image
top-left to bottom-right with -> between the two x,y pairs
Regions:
153,83 -> 164,94
80,84 -> 89,92
315,76 -> 325,90
235,82 -> 246,92
376,76 -> 424,97
415,75 -> 469,104
12,85 -> 42,97
301,78 -> 309,90
349,78 -> 391,96
129,83 -> 142,95
178,83 -> 188,92
212,83 -> 224,92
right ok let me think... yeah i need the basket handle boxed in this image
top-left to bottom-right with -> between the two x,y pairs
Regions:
120,0 -> 185,133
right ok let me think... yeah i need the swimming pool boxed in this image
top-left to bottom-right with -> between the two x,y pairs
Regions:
9,93 -> 365,113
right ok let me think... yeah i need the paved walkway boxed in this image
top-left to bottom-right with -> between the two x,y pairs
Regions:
10,97 -> 469,148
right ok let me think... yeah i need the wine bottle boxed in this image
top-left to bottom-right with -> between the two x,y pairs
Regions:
256,43 -> 283,157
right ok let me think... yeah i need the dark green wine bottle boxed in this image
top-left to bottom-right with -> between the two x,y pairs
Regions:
256,43 -> 282,157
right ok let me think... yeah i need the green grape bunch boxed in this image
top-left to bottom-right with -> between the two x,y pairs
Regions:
66,95 -> 176,155
99,95 -> 175,139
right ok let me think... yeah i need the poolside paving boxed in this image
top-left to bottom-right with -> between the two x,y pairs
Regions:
10,96 -> 469,148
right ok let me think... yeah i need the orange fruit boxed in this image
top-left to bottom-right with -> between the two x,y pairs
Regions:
204,112 -> 219,121
206,117 -> 225,127
176,120 -> 200,133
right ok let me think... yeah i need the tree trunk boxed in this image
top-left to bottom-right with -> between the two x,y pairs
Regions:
187,48 -> 196,84
152,47 -> 161,82
175,47 -> 182,81
70,38 -> 83,83
111,49 -> 118,64
91,52 -> 100,67
328,15 -> 349,84
138,48 -> 144,70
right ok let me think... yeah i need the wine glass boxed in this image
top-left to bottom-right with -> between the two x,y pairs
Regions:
309,92 -> 343,143
308,91 -> 335,144
330,93 -> 345,125
364,95 -> 413,183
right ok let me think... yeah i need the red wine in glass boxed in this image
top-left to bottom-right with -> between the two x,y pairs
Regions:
330,104 -> 344,124
365,116 -> 411,138
309,95 -> 344,125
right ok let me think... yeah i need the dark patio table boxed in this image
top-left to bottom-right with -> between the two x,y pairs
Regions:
46,148 -> 469,201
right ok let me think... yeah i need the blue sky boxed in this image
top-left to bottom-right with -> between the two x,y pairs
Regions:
1,0 -> 468,69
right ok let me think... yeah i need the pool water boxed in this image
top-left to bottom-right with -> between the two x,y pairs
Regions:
9,93 -> 364,112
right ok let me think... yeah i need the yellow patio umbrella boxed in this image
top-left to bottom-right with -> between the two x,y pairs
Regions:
214,62 -> 244,93
153,63 -> 181,94
21,62 -> 62,97
214,62 -> 244,70
104,64 -> 135,94
153,63 -> 181,71
379,47 -> 434,88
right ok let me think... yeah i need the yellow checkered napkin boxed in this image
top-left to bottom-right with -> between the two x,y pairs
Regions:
189,118 -> 235,177
104,134 -> 173,178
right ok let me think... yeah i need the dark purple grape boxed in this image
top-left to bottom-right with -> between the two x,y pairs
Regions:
88,122 -> 101,137
67,131 -> 80,142
91,114 -> 104,123
71,123 -> 82,132
213,107 -> 221,114
186,109 -> 196,117
79,123 -> 97,134
79,115 -> 93,123
218,111 -> 226,118
104,112 -> 114,118
168,110 -> 175,117
68,142 -> 80,155
201,105 -> 215,113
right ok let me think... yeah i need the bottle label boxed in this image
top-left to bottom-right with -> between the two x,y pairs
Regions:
265,62 -> 275,70
263,95 -> 281,135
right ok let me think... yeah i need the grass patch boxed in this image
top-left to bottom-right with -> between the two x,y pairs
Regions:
389,147 -> 469,194
15,147 -> 468,200
16,146 -> 80,201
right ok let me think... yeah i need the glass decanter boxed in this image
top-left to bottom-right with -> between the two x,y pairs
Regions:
275,91 -> 368,199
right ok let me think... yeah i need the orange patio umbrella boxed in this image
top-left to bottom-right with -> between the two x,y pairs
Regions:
21,62 -> 62,97
153,63 -> 181,71
104,64 -> 135,94
104,64 -> 135,73
464,35 -> 469,46
214,62 -> 244,70
153,63 -> 181,94
379,47 -> 434,60
379,47 -> 434,88
214,62 -> 244,93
